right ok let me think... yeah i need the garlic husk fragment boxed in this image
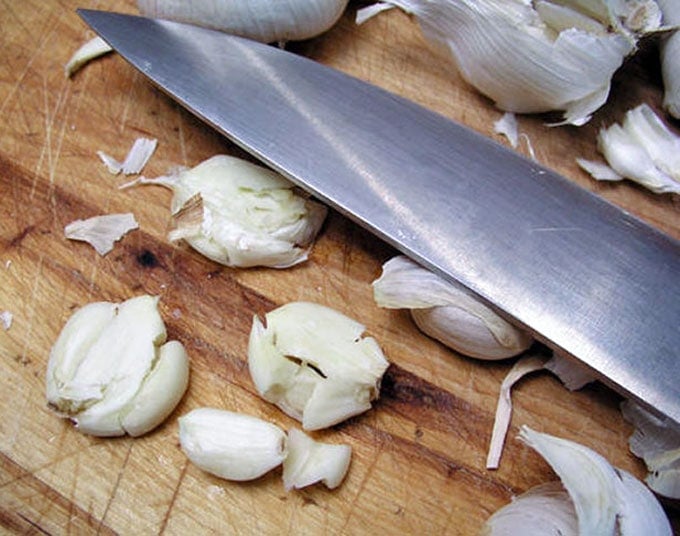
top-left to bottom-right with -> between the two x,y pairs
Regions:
1,310 -> 12,331
64,36 -> 113,77
358,0 -> 659,125
248,302 -> 389,430
283,428 -> 352,490
125,155 -> 327,268
179,408 -> 287,481
64,213 -> 139,256
493,112 -> 519,148
137,0 -> 349,44
45,295 -> 190,437
577,103 -> 680,194
373,256 -> 532,360
658,0 -> 680,118
97,137 -> 158,176
621,400 -> 680,499
509,426 -> 672,535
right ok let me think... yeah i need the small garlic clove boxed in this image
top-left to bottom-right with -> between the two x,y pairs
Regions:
282,428 -> 352,490
179,408 -> 287,481
248,302 -> 389,430
373,256 -> 532,360
46,295 -> 189,437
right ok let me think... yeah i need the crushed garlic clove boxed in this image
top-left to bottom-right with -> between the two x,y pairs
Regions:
179,408 -> 287,481
373,256 -> 533,360
46,295 -> 190,437
282,428 -> 352,490
64,213 -> 139,256
124,155 -> 327,269
248,301 -> 389,430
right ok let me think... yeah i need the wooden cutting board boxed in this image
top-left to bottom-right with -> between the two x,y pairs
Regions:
1,1 -> 679,533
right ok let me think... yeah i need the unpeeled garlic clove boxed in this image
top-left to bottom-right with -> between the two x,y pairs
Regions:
45,295 -> 190,437
179,408 -> 288,481
373,256 -> 532,360
248,301 -> 389,430
283,428 -> 352,490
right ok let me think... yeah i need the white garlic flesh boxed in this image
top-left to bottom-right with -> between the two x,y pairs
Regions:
137,0 -> 349,44
248,301 -> 390,431
657,0 -> 680,118
125,155 -> 327,268
283,428 -> 352,490
46,295 -> 190,437
373,256 -> 532,360
179,408 -> 288,481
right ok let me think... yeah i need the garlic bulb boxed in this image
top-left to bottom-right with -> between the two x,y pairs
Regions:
179,408 -> 287,481
372,256 -> 532,360
137,0 -> 349,44
358,0 -> 661,125
484,426 -> 672,535
124,155 -> 327,268
577,103 -> 680,194
657,0 -> 680,118
46,295 -> 190,437
283,428 -> 352,490
248,302 -> 390,430
621,400 -> 680,499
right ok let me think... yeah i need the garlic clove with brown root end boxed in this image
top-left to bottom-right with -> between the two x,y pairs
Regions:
248,302 -> 389,431
137,0 -> 349,45
373,255 -> 532,360
46,295 -> 190,437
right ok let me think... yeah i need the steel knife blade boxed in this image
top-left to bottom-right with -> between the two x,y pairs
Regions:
78,9 -> 680,423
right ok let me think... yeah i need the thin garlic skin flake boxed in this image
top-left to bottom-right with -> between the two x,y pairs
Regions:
248,302 -> 390,431
137,0 -> 349,44
127,155 -> 327,268
179,408 -> 287,481
64,213 -> 139,256
373,256 -> 532,360
283,428 -> 351,490
46,295 -> 189,437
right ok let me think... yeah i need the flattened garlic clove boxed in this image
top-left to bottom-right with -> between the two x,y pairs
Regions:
137,0 -> 349,44
45,295 -> 189,437
124,155 -> 327,268
248,302 -> 389,430
373,256 -> 532,360
283,428 -> 352,490
179,408 -> 287,481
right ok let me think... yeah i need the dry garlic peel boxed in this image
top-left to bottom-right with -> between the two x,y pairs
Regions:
248,302 -> 389,430
283,428 -> 352,490
64,213 -> 138,256
358,0 -> 658,125
137,0 -> 349,44
64,36 -> 113,77
179,408 -> 287,481
125,155 -> 327,268
373,256 -> 532,360
98,137 -> 158,176
46,295 -> 189,437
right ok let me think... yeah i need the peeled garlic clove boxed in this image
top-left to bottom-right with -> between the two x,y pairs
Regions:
179,408 -> 287,481
46,295 -> 190,437
125,155 -> 327,268
137,0 -> 349,44
248,302 -> 389,430
373,256 -> 532,360
283,428 -> 351,490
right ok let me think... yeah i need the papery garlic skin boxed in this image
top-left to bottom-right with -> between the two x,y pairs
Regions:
359,0 -> 657,125
248,302 -> 389,430
373,256 -> 532,360
179,408 -> 287,481
64,213 -> 139,256
137,0 -> 349,44
283,428 -> 352,490
46,295 -> 190,437
64,36 -> 113,77
128,155 -> 327,268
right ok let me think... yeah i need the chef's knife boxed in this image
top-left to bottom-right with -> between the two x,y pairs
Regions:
78,9 -> 680,423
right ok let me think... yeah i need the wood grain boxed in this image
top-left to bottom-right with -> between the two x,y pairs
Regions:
1,1 -> 679,534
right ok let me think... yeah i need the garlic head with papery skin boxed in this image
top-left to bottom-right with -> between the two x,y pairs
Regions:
248,301 -> 390,430
124,155 -> 327,268
372,256 -> 532,360
46,295 -> 190,437
137,0 -> 349,45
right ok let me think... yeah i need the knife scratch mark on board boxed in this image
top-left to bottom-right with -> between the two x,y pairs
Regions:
97,440 -> 133,532
158,458 -> 189,533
